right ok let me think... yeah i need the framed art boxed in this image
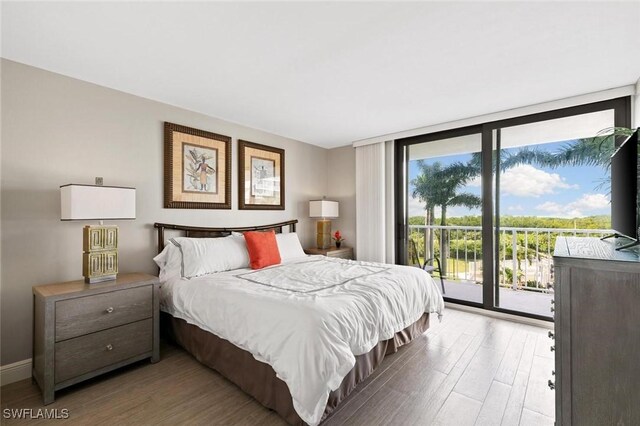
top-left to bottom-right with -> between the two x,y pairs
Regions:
238,140 -> 285,210
164,122 -> 231,209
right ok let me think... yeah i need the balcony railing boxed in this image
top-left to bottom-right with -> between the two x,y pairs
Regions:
408,224 -> 611,293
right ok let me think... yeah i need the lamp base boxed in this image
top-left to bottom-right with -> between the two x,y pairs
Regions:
316,220 -> 332,249
83,225 -> 119,284
85,275 -> 117,284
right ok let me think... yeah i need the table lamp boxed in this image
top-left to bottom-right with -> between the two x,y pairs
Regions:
61,182 -> 136,283
309,199 -> 339,249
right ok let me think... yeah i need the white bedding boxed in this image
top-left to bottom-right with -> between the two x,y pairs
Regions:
159,256 -> 444,425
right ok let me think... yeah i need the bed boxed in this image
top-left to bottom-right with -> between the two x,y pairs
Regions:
153,220 -> 444,425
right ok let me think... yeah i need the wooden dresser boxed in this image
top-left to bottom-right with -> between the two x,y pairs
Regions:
552,237 -> 640,425
32,273 -> 160,404
304,246 -> 354,260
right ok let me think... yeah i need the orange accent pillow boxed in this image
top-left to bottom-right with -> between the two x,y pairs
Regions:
243,231 -> 281,270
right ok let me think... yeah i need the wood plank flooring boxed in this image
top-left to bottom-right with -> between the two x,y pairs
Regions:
0,308 -> 555,425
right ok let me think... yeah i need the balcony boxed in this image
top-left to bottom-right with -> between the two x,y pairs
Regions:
409,224 -> 610,317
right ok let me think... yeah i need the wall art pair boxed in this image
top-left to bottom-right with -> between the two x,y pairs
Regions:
164,122 -> 284,210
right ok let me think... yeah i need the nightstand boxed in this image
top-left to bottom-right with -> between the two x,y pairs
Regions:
32,273 -> 160,405
304,246 -> 354,260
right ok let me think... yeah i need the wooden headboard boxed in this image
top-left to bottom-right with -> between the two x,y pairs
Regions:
153,220 -> 298,253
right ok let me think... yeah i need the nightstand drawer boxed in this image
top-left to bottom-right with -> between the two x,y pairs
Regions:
55,285 -> 152,341
328,251 -> 353,259
55,318 -> 153,383
304,247 -> 354,260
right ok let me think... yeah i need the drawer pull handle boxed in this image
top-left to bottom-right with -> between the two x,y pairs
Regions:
552,370 -> 555,376
548,380 -> 555,390
548,331 -> 555,339
106,344 -> 113,351
550,345 -> 555,352
106,307 -> 114,314
551,300 -> 555,305
550,306 -> 555,313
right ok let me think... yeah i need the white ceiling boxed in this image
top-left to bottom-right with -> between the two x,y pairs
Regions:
2,2 -> 639,148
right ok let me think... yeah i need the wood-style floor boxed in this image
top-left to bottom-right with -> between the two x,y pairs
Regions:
1,308 -> 555,425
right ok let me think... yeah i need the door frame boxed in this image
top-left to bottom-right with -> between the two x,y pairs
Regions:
395,96 -> 631,321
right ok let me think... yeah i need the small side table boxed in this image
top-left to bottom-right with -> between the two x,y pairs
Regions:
32,273 -> 160,404
304,246 -> 354,260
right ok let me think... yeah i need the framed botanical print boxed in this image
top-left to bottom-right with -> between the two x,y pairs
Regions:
238,140 -> 285,210
164,122 -> 231,209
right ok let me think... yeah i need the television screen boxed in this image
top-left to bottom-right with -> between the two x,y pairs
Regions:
610,129 -> 639,242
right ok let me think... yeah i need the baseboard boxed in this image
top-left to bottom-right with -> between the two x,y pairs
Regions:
445,302 -> 553,329
0,359 -> 32,386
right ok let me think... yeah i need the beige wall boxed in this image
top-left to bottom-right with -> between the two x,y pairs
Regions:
327,146 -> 356,256
0,59 -> 333,365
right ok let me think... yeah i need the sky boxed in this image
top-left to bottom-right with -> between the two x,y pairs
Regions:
408,139 -> 611,219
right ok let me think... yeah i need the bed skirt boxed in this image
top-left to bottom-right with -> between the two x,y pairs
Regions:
162,312 -> 430,425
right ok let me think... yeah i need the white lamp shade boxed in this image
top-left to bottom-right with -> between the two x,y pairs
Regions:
309,200 -> 339,218
61,184 -> 136,220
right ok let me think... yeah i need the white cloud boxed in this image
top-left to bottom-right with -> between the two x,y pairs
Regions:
501,165 -> 577,197
408,197 -> 444,218
408,196 -> 428,217
568,193 -> 610,211
536,193 -> 610,218
507,204 -> 524,212
467,165 -> 577,198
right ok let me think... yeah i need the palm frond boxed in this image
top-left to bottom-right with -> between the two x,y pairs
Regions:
501,148 -> 557,169
447,192 -> 482,209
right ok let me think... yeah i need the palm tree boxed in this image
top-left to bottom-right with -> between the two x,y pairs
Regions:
412,160 -> 481,276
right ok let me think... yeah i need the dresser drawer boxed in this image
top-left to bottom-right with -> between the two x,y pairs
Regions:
55,318 -> 152,383
55,285 -> 152,341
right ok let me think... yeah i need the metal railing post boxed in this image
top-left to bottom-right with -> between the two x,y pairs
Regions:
423,227 -> 428,262
511,230 -> 518,290
524,231 -> 528,289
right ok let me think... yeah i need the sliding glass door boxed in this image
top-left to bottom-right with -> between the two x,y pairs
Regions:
491,109 -> 618,317
404,130 -> 484,305
396,97 -> 631,320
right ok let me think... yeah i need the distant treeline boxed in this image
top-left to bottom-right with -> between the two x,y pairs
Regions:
408,215 -> 611,230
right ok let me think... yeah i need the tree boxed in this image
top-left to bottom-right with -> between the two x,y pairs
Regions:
411,160 -> 481,275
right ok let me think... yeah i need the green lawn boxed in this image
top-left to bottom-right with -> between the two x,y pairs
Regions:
418,258 -> 473,278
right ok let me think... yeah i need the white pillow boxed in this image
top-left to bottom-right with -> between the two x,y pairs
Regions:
153,242 -> 183,283
171,235 -> 250,278
276,232 -> 307,261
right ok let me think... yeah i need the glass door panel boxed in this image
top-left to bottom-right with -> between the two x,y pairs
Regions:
406,133 -> 483,304
493,109 -> 615,317
397,98 -> 628,319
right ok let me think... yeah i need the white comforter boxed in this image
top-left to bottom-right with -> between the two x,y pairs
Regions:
159,256 -> 444,425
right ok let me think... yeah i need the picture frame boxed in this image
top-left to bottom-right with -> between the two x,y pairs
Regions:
238,140 -> 285,210
164,122 -> 231,209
